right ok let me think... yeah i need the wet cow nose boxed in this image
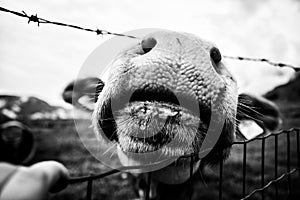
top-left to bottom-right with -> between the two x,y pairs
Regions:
141,37 -> 157,53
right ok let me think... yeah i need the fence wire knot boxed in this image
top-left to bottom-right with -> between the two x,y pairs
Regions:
28,14 -> 39,25
95,29 -> 102,35
22,11 -> 40,26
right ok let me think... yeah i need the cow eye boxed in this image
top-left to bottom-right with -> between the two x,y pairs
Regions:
210,47 -> 222,64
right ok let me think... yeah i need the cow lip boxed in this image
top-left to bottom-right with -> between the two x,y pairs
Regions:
113,101 -> 182,152
112,100 -> 210,157
98,101 -> 210,142
129,84 -> 180,108
98,85 -> 211,150
110,84 -> 212,124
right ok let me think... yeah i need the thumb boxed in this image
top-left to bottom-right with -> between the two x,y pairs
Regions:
29,161 -> 69,193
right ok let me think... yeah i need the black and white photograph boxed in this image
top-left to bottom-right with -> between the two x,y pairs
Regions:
0,0 -> 300,199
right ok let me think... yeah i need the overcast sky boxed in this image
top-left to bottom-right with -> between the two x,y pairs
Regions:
0,0 -> 299,107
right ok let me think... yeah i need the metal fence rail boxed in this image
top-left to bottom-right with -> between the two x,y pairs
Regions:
68,128 -> 300,200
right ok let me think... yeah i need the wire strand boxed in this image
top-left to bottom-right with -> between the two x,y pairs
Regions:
0,6 -> 140,39
224,55 -> 300,72
1,6 -> 299,71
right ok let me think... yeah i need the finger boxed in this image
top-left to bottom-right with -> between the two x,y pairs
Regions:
29,161 -> 69,193
0,163 -> 19,190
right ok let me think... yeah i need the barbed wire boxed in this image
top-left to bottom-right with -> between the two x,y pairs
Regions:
1,5 -> 299,72
0,6 -> 139,39
224,56 -> 300,72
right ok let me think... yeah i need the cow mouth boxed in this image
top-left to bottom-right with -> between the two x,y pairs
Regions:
97,84 -> 211,157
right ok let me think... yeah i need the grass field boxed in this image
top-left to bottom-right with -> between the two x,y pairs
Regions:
27,100 -> 300,200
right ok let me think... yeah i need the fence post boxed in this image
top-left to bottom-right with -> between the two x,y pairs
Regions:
145,172 -> 152,200
219,150 -> 223,200
242,143 -> 247,198
189,156 -> 194,200
274,134 -> 278,200
261,138 -> 265,200
86,175 -> 93,200
286,131 -> 291,197
297,129 -> 300,180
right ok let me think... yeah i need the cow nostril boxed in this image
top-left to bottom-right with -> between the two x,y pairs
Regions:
141,37 -> 157,53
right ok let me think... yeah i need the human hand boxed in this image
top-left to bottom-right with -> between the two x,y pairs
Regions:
0,161 -> 69,200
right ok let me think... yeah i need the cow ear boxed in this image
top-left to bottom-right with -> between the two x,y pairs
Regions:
62,77 -> 104,112
236,93 -> 282,140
